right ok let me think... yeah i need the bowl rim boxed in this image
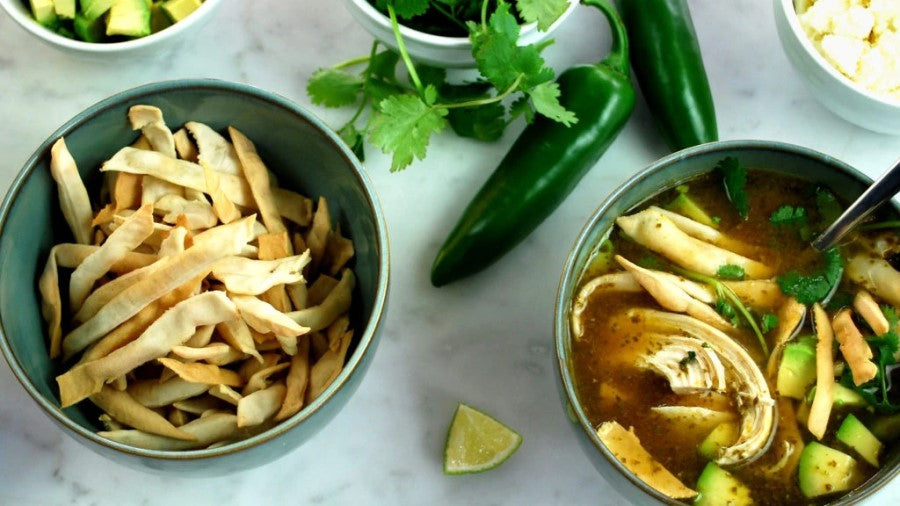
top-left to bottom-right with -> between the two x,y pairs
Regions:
775,0 -> 900,109
0,78 -> 391,461
554,139 -> 900,505
343,0 -> 577,47
0,0 -> 223,54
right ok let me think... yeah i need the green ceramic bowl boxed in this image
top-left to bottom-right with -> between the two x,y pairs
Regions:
0,80 -> 390,475
554,141 -> 899,504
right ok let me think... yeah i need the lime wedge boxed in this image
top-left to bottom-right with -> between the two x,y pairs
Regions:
443,403 -> 523,475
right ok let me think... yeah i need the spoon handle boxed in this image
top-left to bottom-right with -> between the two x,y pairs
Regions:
812,158 -> 900,252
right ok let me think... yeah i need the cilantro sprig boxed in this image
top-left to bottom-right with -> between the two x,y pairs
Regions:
776,247 -> 843,305
307,0 -> 574,171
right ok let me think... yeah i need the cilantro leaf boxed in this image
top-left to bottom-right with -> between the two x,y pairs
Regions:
509,95 -> 536,123
716,264 -> 746,280
815,187 -> 843,225
517,0 -> 570,31
369,91 -> 448,172
776,247 -> 843,304
761,313 -> 778,333
528,82 -> 577,126
375,0 -> 430,19
369,50 -> 400,81
770,205 -> 808,226
307,68 -> 363,108
716,297 -> 741,327
679,351 -> 697,370
717,157 -> 749,220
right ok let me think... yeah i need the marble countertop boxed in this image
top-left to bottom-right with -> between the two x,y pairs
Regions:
0,1 -> 897,504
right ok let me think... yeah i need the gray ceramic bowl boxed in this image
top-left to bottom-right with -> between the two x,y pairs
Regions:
0,79 -> 390,475
554,141 -> 899,504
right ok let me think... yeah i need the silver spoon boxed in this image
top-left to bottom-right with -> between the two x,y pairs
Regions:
812,157 -> 900,252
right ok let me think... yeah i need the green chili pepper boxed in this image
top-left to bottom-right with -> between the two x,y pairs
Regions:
430,0 -> 635,287
617,0 -> 717,151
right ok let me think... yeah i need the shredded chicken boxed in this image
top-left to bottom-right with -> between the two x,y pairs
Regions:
640,336 -> 727,394
630,309 -> 776,466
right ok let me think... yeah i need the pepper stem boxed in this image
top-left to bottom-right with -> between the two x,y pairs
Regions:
581,0 -> 630,76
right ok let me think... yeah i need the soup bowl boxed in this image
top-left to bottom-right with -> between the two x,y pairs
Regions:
0,79 -> 390,475
554,140 -> 899,504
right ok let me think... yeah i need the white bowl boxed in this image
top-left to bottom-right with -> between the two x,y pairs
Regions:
773,0 -> 900,134
0,0 -> 223,59
342,0 -> 577,68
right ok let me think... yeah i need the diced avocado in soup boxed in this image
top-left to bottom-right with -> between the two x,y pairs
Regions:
570,163 -> 898,505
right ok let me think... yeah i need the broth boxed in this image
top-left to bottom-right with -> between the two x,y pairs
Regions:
571,169 -> 898,504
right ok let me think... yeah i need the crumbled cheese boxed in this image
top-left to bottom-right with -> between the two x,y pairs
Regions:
798,0 -> 900,101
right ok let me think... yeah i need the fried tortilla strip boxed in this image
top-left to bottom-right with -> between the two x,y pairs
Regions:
172,128 -> 198,162
38,249 -> 64,359
98,412 -> 240,450
210,384 -> 243,406
171,342 -> 233,362
186,121 -> 242,175
201,160 -> 241,224
211,253 -> 309,295
832,309 -> 878,386
229,126 -> 287,236
808,304 -> 835,440
307,329 -> 352,402
57,291 -> 238,407
128,377 -> 210,408
62,217 -> 255,358
237,383 -> 286,427
216,318 -> 262,362
92,204 -> 116,228
168,408 -> 190,427
616,207 -> 774,279
288,269 -> 355,332
173,396 -> 226,415
324,225 -> 354,276
158,226 -> 189,257
49,138 -> 93,245
275,337 -> 310,421
51,243 -> 156,272
158,357 -> 243,387
243,362 -> 290,395
306,197 -> 330,273
596,421 -> 698,499
155,194 -> 218,230
854,291 -> 890,336
231,294 -> 309,337
89,386 -> 195,441
113,172 -> 142,211
653,206 -> 762,258
73,262 -> 161,323
69,204 -> 154,311
616,255 -> 731,331
129,106 -> 183,204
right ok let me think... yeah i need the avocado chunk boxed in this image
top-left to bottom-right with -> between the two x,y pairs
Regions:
798,442 -> 865,498
73,12 -> 105,42
698,422 -> 739,460
52,0 -> 75,18
150,2 -> 174,33
80,0 -> 115,20
161,0 -> 201,23
666,191 -> 716,227
805,382 -> 868,409
836,414 -> 882,467
28,0 -> 58,26
777,338 -> 817,399
694,462 -> 752,506
106,0 -> 151,37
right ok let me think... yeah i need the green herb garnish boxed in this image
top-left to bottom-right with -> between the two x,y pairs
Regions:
769,205 -> 808,225
307,0 -> 574,171
761,313 -> 778,333
859,221 -> 900,231
814,187 -> 843,225
840,306 -> 898,414
716,264 -> 746,280
776,247 -> 843,305
679,351 -> 697,370
717,157 -> 749,220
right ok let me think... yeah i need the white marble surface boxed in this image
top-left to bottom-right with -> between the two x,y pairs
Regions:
0,1 -> 897,505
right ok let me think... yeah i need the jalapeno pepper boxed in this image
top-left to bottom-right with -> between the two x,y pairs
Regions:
430,0 -> 635,287
617,0 -> 717,151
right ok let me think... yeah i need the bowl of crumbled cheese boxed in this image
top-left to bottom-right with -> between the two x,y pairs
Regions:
774,0 -> 900,134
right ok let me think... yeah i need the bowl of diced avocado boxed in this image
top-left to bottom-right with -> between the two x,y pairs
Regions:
0,0 -> 223,56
